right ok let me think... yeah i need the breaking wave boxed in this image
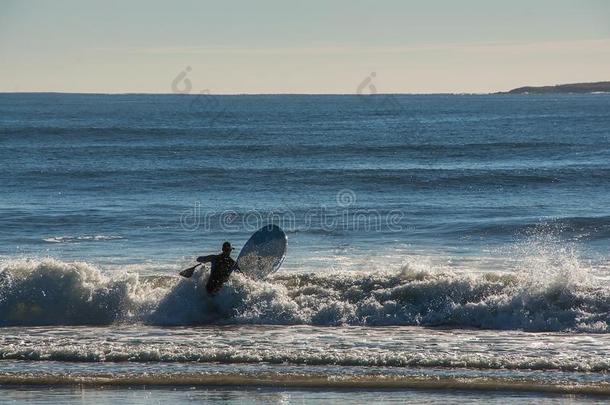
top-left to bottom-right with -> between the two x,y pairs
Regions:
0,247 -> 608,332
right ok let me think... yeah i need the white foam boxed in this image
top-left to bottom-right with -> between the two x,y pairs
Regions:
43,235 -> 124,243
0,249 -> 608,332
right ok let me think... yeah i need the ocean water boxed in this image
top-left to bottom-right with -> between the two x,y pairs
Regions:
1,93 -> 610,402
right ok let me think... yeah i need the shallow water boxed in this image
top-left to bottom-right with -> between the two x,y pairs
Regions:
4,385 -> 606,405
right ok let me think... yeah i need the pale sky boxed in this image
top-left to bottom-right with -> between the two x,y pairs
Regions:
0,0 -> 609,94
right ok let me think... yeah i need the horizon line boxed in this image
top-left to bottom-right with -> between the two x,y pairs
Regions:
0,91 -> 498,96
1,90 -> 609,96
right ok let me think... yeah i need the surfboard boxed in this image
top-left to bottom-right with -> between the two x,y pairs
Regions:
236,225 -> 287,280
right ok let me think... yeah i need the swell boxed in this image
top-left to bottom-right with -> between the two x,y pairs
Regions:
444,215 -> 610,240
6,168 -> 610,189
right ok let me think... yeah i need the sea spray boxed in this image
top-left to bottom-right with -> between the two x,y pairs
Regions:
0,258 -> 151,325
0,251 -> 608,331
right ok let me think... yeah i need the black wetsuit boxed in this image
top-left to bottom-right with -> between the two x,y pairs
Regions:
197,253 -> 236,294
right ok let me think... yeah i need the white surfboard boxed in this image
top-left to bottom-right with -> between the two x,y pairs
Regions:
236,225 -> 287,280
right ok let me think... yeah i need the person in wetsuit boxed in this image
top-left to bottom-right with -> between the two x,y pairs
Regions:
197,241 -> 237,294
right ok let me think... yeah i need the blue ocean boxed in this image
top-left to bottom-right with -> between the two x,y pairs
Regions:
1,93 -> 610,401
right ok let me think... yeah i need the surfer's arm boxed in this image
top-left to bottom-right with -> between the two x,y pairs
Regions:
196,254 -> 216,263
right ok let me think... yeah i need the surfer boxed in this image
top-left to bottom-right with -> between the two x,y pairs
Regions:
198,241 -> 237,294
179,241 -> 238,294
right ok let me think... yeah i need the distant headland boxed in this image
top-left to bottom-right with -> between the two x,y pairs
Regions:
503,81 -> 610,94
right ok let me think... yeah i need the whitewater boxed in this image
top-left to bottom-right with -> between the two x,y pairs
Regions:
1,251 -> 610,397
1,244 -> 608,332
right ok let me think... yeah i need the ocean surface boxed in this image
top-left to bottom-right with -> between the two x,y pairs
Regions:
1,93 -> 610,402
